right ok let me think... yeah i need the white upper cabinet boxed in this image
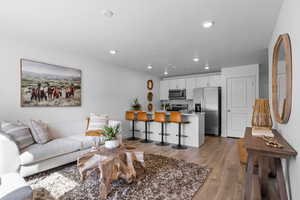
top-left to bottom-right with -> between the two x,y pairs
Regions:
195,77 -> 209,88
177,79 -> 186,89
208,75 -> 222,87
160,80 -> 169,100
169,79 -> 186,90
186,78 -> 196,99
169,79 -> 177,90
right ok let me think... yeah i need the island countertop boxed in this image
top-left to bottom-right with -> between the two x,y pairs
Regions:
145,111 -> 205,116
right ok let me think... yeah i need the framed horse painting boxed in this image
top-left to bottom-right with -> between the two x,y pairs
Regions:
20,59 -> 82,107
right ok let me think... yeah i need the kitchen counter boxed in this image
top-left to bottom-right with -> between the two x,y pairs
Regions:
128,111 -> 205,147
146,111 -> 205,116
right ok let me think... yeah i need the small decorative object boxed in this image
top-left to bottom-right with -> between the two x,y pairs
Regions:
147,80 -> 153,90
147,92 -> 153,101
21,59 -> 81,107
103,124 -> 120,149
252,99 -> 273,128
261,136 -> 283,149
148,103 -> 153,112
131,98 -> 142,111
272,33 -> 292,124
252,127 -> 274,137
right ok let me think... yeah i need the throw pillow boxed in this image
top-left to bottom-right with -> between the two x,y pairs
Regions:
29,120 -> 50,144
0,121 -> 35,150
86,113 -> 108,136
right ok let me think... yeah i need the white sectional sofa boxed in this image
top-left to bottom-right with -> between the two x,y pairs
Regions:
0,134 -> 32,200
1,119 -> 121,177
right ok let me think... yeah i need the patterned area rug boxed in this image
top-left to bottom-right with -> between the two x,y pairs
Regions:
26,154 -> 210,200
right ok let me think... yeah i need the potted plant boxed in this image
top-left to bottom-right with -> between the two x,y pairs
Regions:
131,98 -> 142,111
103,124 -> 121,149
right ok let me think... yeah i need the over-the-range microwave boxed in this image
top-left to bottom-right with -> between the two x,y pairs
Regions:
168,89 -> 186,100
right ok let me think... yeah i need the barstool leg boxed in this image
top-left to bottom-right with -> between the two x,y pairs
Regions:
156,122 -> 169,146
172,123 -> 187,149
140,121 -> 153,143
127,120 -> 139,141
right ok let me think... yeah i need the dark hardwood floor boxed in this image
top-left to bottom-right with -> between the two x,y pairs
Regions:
125,136 -> 246,200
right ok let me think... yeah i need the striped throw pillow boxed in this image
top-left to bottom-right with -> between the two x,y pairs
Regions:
0,121 -> 35,150
87,113 -> 108,134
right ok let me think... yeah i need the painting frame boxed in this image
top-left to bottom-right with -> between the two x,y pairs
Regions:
20,58 -> 82,107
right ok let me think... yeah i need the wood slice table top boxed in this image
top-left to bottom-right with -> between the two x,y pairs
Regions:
77,145 -> 145,199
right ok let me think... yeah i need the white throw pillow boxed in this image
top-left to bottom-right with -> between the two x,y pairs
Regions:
29,120 -> 50,144
0,121 -> 35,150
87,113 -> 108,131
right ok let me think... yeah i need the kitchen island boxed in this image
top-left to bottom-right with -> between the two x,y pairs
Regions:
132,112 -> 205,147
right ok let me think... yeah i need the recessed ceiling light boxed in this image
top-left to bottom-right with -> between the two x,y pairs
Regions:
109,50 -> 117,55
202,21 -> 214,29
204,63 -> 210,70
147,65 -> 153,69
193,58 -> 199,62
102,10 -> 114,18
164,71 -> 168,75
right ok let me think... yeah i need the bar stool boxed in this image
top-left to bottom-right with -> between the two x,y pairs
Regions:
169,112 -> 189,149
154,112 -> 169,146
125,111 -> 139,140
137,111 -> 153,143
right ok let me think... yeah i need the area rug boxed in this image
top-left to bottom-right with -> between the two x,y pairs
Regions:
26,154 -> 210,200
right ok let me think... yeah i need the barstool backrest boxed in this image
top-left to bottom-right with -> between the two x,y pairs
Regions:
169,112 -> 183,123
154,112 -> 166,122
137,111 -> 148,121
125,111 -> 135,121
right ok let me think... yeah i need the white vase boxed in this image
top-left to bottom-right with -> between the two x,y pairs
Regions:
105,140 -> 120,149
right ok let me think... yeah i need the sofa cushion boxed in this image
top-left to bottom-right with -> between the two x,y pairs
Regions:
67,135 -> 95,149
20,138 -> 81,165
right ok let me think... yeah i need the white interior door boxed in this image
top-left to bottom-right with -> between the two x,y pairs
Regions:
226,76 -> 256,138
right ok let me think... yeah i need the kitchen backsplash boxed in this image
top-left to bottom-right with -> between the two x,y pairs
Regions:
160,99 -> 194,111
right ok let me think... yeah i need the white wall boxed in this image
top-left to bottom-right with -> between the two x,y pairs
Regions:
0,39 -> 160,134
268,0 -> 300,199
259,50 -> 269,99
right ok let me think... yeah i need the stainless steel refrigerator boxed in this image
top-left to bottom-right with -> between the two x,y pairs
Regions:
193,87 -> 221,136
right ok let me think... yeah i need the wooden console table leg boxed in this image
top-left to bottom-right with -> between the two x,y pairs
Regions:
245,151 -> 254,200
258,156 -> 269,198
275,158 -> 288,200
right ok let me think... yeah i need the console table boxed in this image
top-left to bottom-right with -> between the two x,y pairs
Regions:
244,127 -> 297,200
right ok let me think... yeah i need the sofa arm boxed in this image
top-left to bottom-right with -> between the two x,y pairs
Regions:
0,134 -> 20,175
0,173 -> 32,200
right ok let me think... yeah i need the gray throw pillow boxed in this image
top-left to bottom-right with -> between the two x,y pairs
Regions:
29,120 -> 50,144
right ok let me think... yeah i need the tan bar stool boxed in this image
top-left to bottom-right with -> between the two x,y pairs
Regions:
137,111 -> 153,143
154,112 -> 169,146
125,111 -> 139,140
169,112 -> 189,149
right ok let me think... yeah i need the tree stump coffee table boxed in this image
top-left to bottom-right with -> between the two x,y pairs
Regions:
77,145 -> 145,199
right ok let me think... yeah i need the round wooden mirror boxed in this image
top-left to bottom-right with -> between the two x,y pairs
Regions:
147,80 -> 153,90
272,33 -> 292,124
